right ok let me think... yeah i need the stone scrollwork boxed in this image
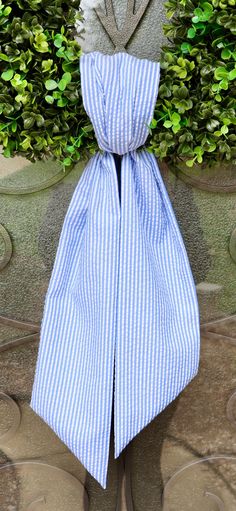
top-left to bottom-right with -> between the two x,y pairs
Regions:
124,447 -> 236,510
229,227 -> 236,265
0,392 -> 21,443
26,495 -> 46,510
226,390 -> 236,427
94,0 -> 152,52
0,315 -> 40,351
204,491 -> 225,510
0,393 -> 89,510
0,166 -> 72,195
0,461 -> 89,510
169,162 -> 236,193
0,224 -> 13,270
200,314 -> 236,345
162,455 -> 236,510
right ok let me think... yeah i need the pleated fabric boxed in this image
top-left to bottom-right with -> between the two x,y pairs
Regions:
29,51 -> 201,489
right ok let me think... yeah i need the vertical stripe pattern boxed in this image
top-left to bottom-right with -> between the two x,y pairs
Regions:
29,51 -> 201,489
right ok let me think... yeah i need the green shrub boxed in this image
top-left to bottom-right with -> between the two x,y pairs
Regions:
0,0 -> 235,169
0,0 -> 97,169
147,0 -> 236,167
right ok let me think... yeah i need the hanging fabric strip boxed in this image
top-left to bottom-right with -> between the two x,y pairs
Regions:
29,51 -> 201,489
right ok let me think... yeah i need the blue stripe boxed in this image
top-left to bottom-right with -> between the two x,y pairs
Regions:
29,51 -> 200,488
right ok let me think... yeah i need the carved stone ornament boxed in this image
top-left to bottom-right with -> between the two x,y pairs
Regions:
94,0 -> 152,52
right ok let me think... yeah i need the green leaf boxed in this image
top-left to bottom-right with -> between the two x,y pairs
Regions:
163,120 -> 173,128
171,112 -> 181,124
82,124 -> 95,134
52,91 -> 61,99
36,114 -> 45,127
172,124 -> 180,133
0,53 -> 9,61
58,79 -> 67,91
33,33 -> 49,53
205,144 -> 216,152
1,69 -> 14,81
23,117 -> 35,129
20,136 -> 31,150
214,67 -> 228,80
194,146 -> 203,156
185,159 -> 195,167
66,145 -> 75,153
228,68 -> 236,80
219,79 -> 228,90
222,118 -> 231,125
196,154 -> 203,163
3,6 -> 12,15
181,143 -> 192,153
202,2 -> 213,11
42,59 -> 53,72
221,49 -> 231,60
149,118 -> 157,128
187,28 -> 196,38
221,125 -> 229,134
54,34 -> 64,48
63,157 -> 72,166
3,146 -> 12,158
62,72 -> 72,83
56,47 -> 65,58
180,42 -> 192,53
45,79 -> 58,90
58,72 -> 71,91
45,95 -> 54,104
57,97 -> 68,107
11,120 -> 17,132
206,119 -> 219,131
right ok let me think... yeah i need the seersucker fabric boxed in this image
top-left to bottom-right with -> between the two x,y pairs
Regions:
29,51 -> 201,489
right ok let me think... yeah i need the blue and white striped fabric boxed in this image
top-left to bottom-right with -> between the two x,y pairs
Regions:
29,51 -> 201,489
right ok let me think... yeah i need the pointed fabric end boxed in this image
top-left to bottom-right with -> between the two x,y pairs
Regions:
113,362 -> 200,460
28,398 -> 110,489
111,150 -> 200,461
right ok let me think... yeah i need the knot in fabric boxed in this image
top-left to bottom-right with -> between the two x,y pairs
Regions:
80,51 -> 161,155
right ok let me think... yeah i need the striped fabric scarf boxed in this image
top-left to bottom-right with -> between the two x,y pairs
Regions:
30,51 -> 201,489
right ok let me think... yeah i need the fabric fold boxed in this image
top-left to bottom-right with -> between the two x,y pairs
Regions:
29,51 -> 200,489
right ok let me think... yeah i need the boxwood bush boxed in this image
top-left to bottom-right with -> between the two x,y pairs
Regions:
0,0 -> 97,168
147,0 -> 236,167
0,0 -> 235,169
